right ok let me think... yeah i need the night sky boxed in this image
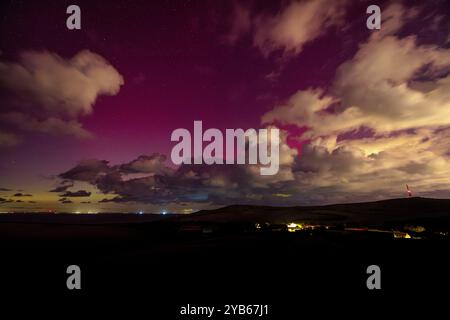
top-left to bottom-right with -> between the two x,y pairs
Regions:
2,0 -> 450,213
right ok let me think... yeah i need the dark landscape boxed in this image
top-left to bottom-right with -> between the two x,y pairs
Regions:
2,0 -> 450,316
1,197 -> 448,314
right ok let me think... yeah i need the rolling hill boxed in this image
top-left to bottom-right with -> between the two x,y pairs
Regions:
180,197 -> 450,226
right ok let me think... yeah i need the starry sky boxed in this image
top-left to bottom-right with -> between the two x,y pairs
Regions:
2,0 -> 450,213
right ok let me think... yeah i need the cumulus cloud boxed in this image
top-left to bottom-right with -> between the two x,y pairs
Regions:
56,129 -> 450,206
263,2 -> 450,137
59,198 -> 73,204
59,159 -> 112,183
13,193 -> 32,197
290,131 -> 450,200
263,34 -> 450,137
49,181 -> 74,193
119,154 -> 175,176
53,3 -> 450,206
260,3 -> 450,203
60,190 -> 91,197
1,112 -> 93,139
0,50 -> 124,145
56,132 -> 298,206
227,0 -> 348,57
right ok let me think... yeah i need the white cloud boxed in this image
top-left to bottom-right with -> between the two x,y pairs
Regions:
260,3 -> 450,202
227,0 -> 348,58
0,50 -> 124,144
263,33 -> 450,137
0,112 -> 93,139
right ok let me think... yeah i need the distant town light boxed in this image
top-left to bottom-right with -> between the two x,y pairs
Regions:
287,222 -> 304,232
393,231 -> 412,239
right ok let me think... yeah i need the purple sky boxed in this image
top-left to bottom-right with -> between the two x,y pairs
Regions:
2,0 -> 450,213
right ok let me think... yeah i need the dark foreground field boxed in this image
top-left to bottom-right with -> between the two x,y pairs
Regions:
1,198 -> 449,317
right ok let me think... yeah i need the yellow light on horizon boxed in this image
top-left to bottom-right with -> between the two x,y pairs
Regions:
287,222 -> 304,232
